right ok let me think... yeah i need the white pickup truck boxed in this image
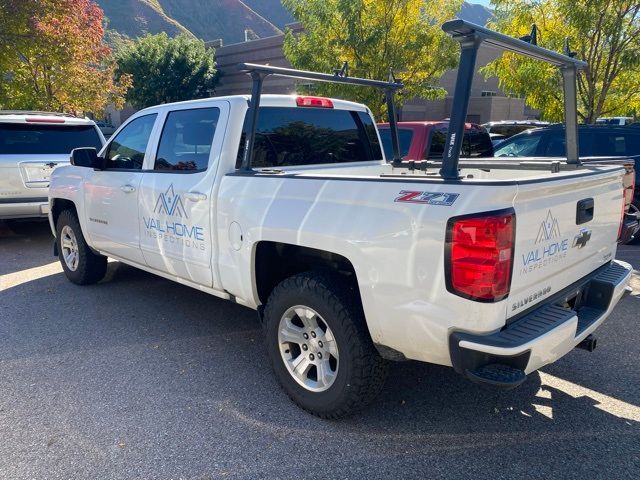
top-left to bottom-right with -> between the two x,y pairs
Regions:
48,21 -> 636,417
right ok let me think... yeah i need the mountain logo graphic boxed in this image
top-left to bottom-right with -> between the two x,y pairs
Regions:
535,210 -> 561,244
153,184 -> 188,218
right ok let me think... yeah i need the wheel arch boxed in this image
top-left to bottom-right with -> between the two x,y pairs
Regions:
253,241 -> 361,307
50,198 -> 78,230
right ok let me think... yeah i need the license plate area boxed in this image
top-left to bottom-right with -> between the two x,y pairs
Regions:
19,162 -> 55,187
558,284 -> 590,311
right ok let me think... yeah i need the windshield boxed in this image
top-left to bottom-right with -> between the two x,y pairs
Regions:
0,123 -> 102,155
494,133 -> 542,157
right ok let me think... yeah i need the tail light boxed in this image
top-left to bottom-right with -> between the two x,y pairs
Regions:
623,169 -> 635,211
445,210 -> 515,302
296,96 -> 334,108
618,168 -> 635,241
618,190 -> 626,240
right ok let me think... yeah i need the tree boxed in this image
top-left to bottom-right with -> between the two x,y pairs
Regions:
0,0 -> 130,114
483,0 -> 640,123
115,33 -> 219,109
282,0 -> 462,120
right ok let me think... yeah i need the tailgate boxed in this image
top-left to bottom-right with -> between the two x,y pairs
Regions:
508,168 -> 625,319
0,154 -> 69,197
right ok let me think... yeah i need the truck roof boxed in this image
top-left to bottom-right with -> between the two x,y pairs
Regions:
135,94 -> 371,114
0,111 -> 96,126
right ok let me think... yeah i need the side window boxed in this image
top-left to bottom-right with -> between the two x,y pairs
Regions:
428,129 -> 493,159
591,132 -> 627,156
427,129 -> 446,159
379,128 -> 414,159
154,107 -> 219,172
105,114 -> 157,169
462,131 -> 493,158
544,133 -> 565,156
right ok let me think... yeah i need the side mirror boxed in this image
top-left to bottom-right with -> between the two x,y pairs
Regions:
70,147 -> 106,169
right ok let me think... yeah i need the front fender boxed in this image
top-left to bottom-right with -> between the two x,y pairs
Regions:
48,165 -> 89,238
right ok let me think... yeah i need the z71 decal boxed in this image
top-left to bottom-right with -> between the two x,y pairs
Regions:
395,191 -> 459,206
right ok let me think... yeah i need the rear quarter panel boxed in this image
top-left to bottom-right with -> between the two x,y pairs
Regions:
217,174 -> 518,366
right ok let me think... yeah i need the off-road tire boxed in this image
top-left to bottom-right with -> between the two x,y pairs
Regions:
56,209 -> 107,285
263,271 -> 388,418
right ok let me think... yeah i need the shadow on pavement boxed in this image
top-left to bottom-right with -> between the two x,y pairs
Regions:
0,220 -> 55,276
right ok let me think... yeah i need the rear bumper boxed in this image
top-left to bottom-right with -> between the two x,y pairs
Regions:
0,197 -> 49,219
449,260 -> 633,386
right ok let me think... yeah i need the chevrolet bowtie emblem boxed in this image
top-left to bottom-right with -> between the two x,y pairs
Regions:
573,229 -> 592,249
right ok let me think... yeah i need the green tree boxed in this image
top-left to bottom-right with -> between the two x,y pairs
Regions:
483,0 -> 640,123
282,0 -> 462,120
0,0 -> 130,114
115,33 -> 218,109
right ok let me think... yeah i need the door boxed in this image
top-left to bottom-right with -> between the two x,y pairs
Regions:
84,113 -> 158,264
138,103 -> 227,287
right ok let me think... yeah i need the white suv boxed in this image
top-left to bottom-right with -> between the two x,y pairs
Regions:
0,111 -> 104,219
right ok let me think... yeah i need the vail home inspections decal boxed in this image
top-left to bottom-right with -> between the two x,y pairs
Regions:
520,210 -> 569,275
142,184 -> 206,251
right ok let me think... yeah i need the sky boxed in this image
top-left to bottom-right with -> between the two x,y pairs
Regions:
469,0 -> 492,6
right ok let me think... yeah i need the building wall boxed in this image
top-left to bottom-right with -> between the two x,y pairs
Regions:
210,25 -> 302,97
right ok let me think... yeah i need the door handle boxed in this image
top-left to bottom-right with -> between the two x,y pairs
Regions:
120,184 -> 136,193
184,191 -> 207,202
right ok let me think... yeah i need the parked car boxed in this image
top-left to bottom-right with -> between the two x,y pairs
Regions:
377,121 -> 493,160
493,125 -> 640,235
596,117 -> 635,126
0,111 -> 105,220
482,120 -> 550,139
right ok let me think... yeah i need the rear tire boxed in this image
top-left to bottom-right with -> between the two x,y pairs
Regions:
263,271 -> 388,418
56,209 -> 107,285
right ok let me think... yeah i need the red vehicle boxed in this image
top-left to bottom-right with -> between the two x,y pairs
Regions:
377,121 -> 493,161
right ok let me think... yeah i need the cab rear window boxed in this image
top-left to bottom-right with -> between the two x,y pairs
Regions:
0,124 -> 102,154
236,107 -> 382,168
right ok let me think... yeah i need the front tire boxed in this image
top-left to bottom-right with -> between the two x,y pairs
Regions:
56,209 -> 107,285
263,271 -> 388,418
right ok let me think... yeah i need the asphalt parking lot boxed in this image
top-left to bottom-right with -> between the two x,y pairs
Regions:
1,220 -> 639,479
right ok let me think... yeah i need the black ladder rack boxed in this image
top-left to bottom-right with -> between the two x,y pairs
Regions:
436,19 -> 587,179
237,19 -> 588,180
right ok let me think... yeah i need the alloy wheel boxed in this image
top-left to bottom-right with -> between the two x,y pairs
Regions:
278,305 -> 339,392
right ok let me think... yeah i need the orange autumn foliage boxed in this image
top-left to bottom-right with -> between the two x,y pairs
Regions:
0,0 -> 130,115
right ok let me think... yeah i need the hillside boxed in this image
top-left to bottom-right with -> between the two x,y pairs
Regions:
97,0 -> 283,44
98,0 -> 492,45
99,0 -> 190,38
